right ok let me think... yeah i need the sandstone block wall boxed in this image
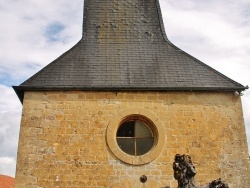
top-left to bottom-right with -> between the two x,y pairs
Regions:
14,91 -> 250,188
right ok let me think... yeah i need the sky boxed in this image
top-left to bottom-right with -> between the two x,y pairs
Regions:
0,0 -> 249,178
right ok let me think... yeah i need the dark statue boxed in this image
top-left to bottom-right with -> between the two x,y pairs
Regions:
172,154 -> 229,188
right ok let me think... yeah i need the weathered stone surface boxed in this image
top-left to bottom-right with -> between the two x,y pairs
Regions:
14,91 -> 250,188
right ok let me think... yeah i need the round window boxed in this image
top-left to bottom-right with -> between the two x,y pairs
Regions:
106,108 -> 165,165
116,119 -> 155,156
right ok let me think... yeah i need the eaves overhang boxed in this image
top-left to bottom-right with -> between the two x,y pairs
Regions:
13,85 -> 249,104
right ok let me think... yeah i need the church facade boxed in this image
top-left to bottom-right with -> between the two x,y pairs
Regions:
13,0 -> 249,187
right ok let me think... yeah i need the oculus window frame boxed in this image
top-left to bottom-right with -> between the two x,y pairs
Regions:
106,108 -> 165,165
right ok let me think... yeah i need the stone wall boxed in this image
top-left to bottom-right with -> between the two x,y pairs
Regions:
14,91 -> 250,188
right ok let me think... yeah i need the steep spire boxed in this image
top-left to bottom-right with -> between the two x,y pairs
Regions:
13,0 -> 247,102
81,0 -> 167,43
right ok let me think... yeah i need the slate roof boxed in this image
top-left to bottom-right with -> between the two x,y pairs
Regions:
13,0 -> 247,102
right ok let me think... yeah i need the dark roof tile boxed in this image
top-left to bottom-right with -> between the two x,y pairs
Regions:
14,0 -> 247,102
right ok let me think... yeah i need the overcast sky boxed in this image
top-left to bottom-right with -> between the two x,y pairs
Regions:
0,0 -> 249,177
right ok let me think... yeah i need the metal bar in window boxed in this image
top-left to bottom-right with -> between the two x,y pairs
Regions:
134,137 -> 137,156
117,137 -> 134,138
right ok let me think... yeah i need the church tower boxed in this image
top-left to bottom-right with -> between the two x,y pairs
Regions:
13,0 -> 249,187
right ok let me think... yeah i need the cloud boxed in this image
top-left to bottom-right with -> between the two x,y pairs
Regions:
0,85 -> 21,112
0,0 -> 83,83
0,157 -> 16,177
161,0 -> 250,79
0,111 -> 20,157
0,85 -> 21,177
